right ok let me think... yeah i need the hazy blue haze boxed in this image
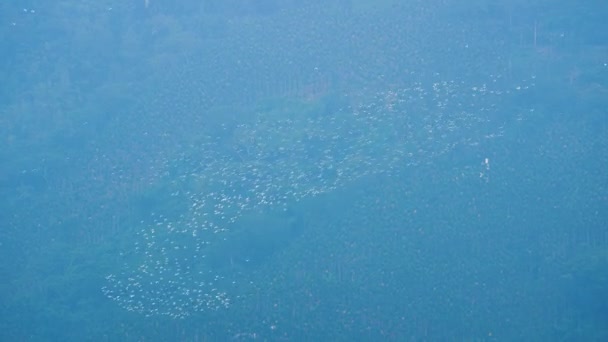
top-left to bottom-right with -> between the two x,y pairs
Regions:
1,0 -> 606,341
